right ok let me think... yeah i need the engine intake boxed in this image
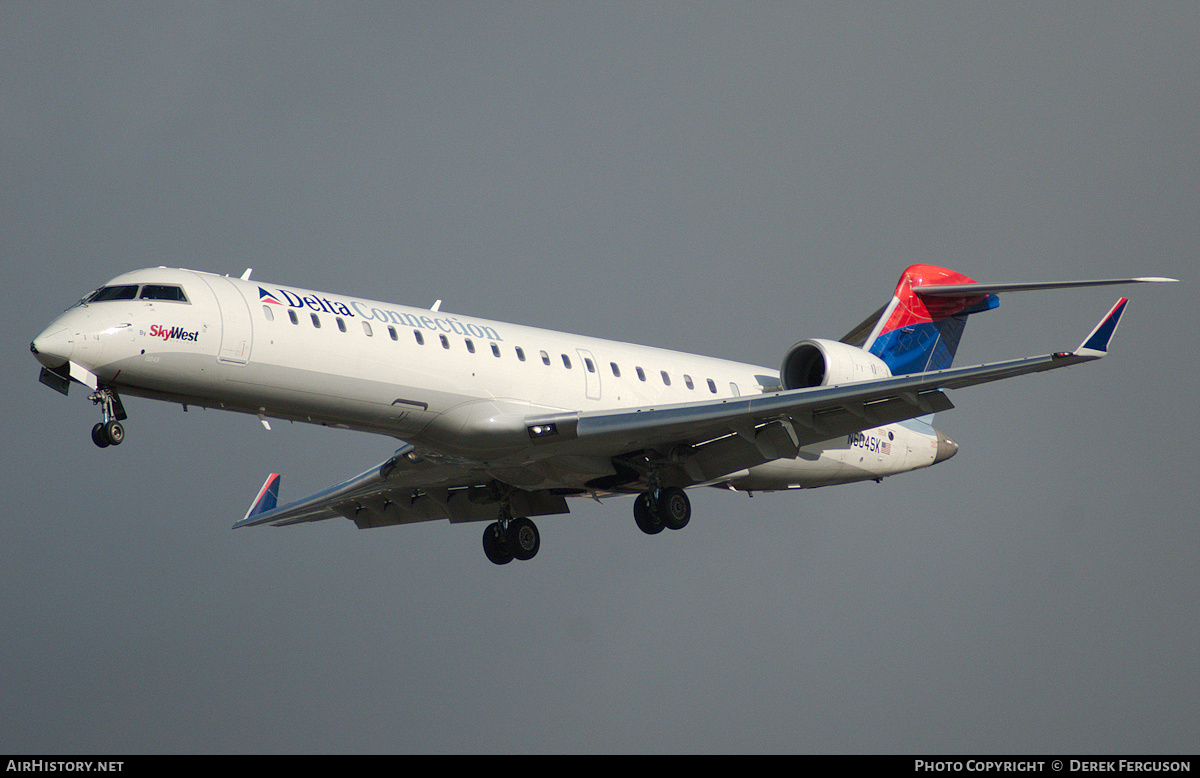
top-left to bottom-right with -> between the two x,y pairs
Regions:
780,338 -> 892,390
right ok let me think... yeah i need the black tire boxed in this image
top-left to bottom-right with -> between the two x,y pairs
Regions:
103,420 -> 124,446
634,492 -> 664,535
91,423 -> 110,448
507,517 -> 540,561
482,522 -> 513,565
658,487 -> 691,530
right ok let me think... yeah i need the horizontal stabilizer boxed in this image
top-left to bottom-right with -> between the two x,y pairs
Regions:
915,276 -> 1177,297
850,265 -> 1175,376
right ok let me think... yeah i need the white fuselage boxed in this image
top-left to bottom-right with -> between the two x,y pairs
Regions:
32,267 -> 944,493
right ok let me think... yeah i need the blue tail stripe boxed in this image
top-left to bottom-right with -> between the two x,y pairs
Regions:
868,291 -> 999,376
869,316 -> 968,375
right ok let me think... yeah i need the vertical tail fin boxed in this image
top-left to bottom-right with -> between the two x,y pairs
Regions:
861,265 -> 999,375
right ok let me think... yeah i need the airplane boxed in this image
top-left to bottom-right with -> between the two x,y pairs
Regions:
30,264 -> 1176,564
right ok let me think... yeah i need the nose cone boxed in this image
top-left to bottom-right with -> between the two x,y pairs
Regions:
30,325 -> 72,369
933,430 -> 959,463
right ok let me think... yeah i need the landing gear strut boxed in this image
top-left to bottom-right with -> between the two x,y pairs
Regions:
482,513 -> 541,565
89,388 -> 127,448
634,486 -> 691,535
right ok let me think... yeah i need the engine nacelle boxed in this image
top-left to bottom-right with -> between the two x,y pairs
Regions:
780,338 -> 892,390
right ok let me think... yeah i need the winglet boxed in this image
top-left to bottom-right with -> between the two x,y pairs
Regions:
238,473 -> 281,527
1074,298 -> 1128,358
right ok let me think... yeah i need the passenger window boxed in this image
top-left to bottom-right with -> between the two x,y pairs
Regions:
540,351 -> 551,366
707,378 -> 717,394
636,367 -> 646,382
584,358 -> 595,373
610,362 -> 621,378
516,347 -> 526,362
440,335 -> 450,349
684,375 -> 694,390
387,326 -> 398,341
413,330 -> 423,345
661,371 -> 671,386
311,313 -> 321,328
362,321 -> 373,336
491,343 -> 501,357
288,310 -> 299,325
262,305 -> 274,321
336,317 -> 347,333
562,354 -> 572,369
465,339 -> 475,353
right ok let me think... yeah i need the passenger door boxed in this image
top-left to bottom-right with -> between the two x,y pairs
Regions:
200,276 -> 253,364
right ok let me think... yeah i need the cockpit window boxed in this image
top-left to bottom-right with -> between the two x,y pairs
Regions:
85,285 -> 140,303
139,284 -> 188,302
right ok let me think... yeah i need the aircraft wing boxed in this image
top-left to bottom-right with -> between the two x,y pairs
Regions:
233,443 -> 571,530
521,298 -> 1129,481
236,298 -> 1127,530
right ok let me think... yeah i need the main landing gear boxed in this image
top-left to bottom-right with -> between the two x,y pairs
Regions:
89,387 -> 127,448
633,486 -> 691,535
479,479 -> 692,564
482,514 -> 541,565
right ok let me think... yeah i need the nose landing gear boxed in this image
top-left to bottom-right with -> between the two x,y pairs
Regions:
88,388 -> 127,448
91,420 -> 123,448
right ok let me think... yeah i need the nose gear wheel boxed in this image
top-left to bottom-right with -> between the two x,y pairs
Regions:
88,388 -> 127,448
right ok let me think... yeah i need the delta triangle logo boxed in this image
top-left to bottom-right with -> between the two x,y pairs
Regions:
259,287 -> 284,305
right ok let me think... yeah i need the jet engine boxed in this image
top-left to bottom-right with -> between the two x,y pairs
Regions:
780,338 -> 892,390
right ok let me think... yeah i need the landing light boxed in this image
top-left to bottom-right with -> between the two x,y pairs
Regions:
527,423 -> 558,439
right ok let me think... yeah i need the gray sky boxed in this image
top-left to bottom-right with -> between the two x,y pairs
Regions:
3,3 -> 1197,754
